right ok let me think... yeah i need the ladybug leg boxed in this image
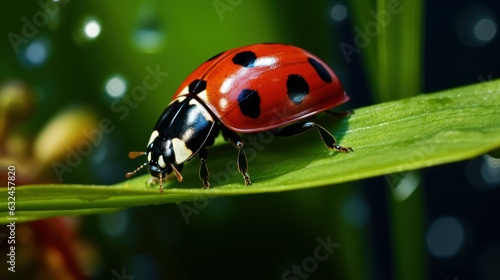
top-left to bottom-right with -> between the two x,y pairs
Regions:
272,122 -> 353,153
222,128 -> 252,186
236,142 -> 251,185
198,148 -> 210,189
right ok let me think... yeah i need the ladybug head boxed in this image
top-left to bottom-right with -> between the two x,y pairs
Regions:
125,131 -> 183,192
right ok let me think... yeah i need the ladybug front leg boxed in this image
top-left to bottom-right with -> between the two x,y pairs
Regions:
198,147 -> 210,189
272,122 -> 353,153
222,127 -> 251,186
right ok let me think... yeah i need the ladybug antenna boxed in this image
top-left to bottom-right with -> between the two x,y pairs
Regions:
128,151 -> 147,159
126,151 -> 148,178
170,163 -> 183,182
125,162 -> 147,178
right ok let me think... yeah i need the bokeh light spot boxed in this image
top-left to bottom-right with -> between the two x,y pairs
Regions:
481,155 -> 500,185
126,254 -> 160,280
341,195 -> 369,227
427,216 -> 465,258
466,155 -> 500,190
331,4 -> 348,21
98,210 -> 129,237
474,18 -> 497,42
84,19 -> 101,39
24,37 -> 50,67
133,23 -> 165,53
105,75 -> 127,98
133,5 -> 165,53
456,5 -> 497,46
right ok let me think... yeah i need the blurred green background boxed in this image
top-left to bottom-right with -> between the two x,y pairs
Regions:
1,0 -> 500,279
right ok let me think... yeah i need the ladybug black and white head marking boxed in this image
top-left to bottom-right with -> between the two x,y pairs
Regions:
126,97 -> 217,192
145,130 -> 175,177
126,130 -> 183,193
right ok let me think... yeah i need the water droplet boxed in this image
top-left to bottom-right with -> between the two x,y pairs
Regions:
427,216 -> 465,258
105,75 -> 127,98
331,4 -> 348,22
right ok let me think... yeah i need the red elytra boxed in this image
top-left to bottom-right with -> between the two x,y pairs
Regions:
127,43 -> 352,191
171,43 -> 349,133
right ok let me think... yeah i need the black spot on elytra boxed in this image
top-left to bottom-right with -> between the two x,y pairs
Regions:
238,89 -> 261,118
206,51 -> 224,62
232,51 -> 257,67
287,74 -> 309,104
188,79 -> 207,94
307,57 -> 332,83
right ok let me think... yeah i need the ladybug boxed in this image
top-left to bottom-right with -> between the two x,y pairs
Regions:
126,43 -> 352,192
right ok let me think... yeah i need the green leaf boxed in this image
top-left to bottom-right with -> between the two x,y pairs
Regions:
349,0 -> 424,102
2,80 -> 500,224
